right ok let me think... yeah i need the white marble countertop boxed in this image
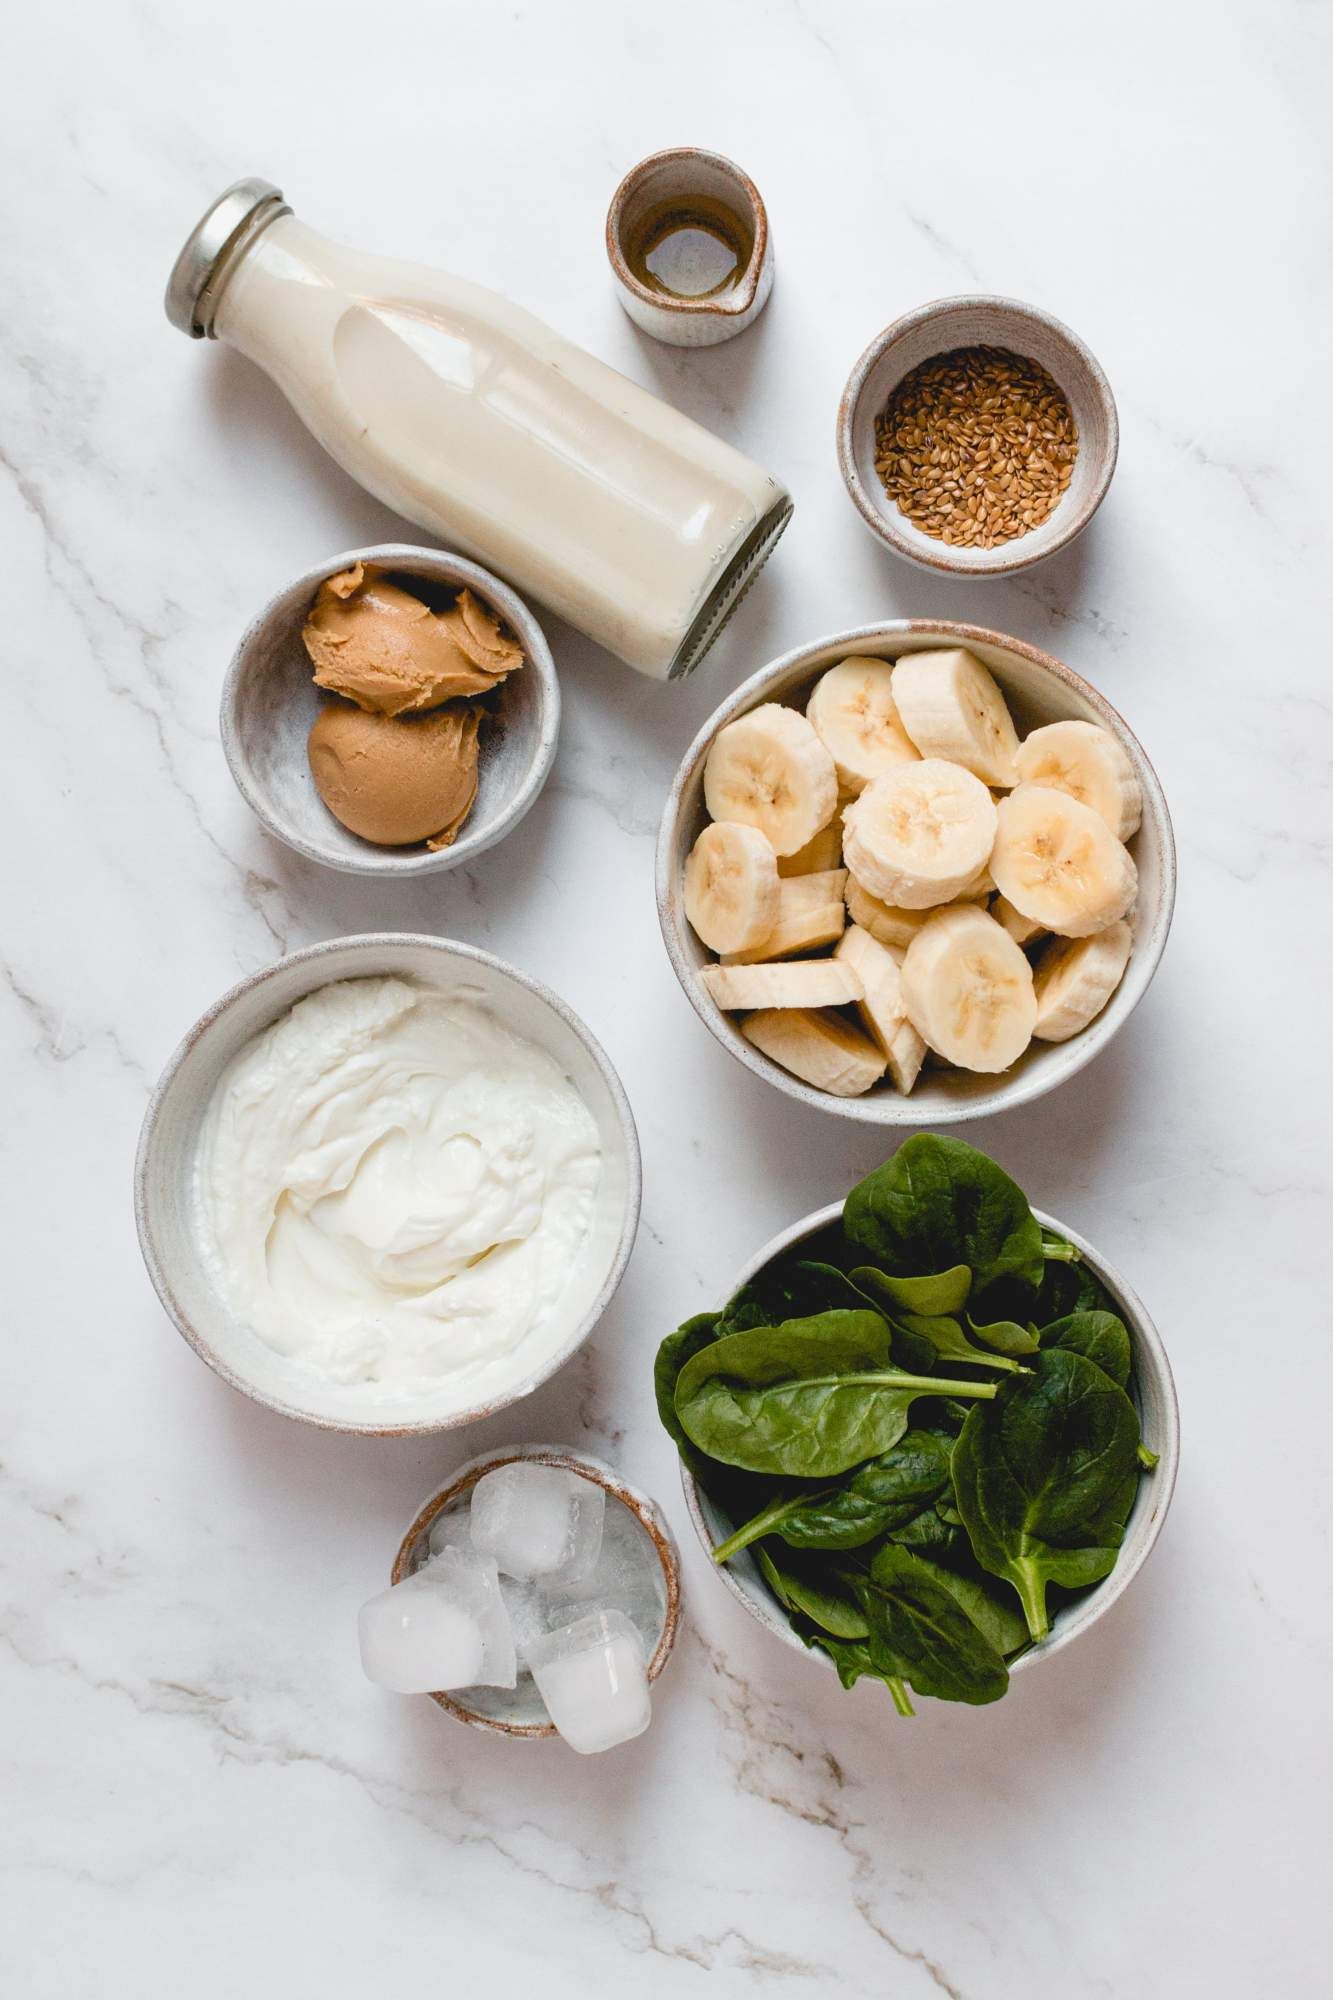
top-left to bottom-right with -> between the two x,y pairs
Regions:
4,2 -> 1330,1993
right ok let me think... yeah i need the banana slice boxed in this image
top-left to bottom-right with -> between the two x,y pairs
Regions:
956,862 -> 995,901
845,874 -> 988,950
778,821 -> 843,876
703,704 -> 838,856
891,648 -> 1021,788
991,893 -> 1046,948
992,785 -> 1137,938
842,759 -> 997,909
806,657 -> 920,796
683,821 -> 780,954
1015,720 -> 1142,840
1033,921 -> 1133,1041
700,959 -> 862,1011
721,872 -> 848,963
900,905 -> 1037,1073
835,924 -> 926,1093
741,1008 -> 888,1096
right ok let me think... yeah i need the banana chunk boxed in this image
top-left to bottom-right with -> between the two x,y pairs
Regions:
1014,720 -> 1142,841
891,648 -> 1021,788
806,656 -> 920,796
901,904 -> 1037,1073
1033,921 -> 1132,1041
835,924 -> 926,1093
683,820 -> 780,955
778,821 -> 843,876
721,872 -> 848,963
700,959 -> 862,1011
703,704 -> 838,857
991,893 -> 1046,948
992,785 -> 1137,938
842,759 -> 997,909
741,1007 -> 888,1096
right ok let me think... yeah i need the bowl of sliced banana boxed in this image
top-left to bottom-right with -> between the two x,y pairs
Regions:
655,620 -> 1175,1123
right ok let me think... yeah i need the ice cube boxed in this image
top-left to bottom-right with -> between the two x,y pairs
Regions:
541,1498 -> 666,1656
527,1608 -> 651,1754
469,1462 -> 605,1585
358,1571 -> 486,1693
427,1506 -> 474,1559
498,1574 -> 549,1668
414,1545 -> 517,1689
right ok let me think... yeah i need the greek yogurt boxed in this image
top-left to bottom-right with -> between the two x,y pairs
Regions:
193,978 -> 602,1394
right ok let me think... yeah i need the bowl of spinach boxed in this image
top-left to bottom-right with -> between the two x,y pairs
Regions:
656,1136 -> 1178,1715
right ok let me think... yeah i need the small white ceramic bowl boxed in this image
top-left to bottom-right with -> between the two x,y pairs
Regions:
656,619 -> 1174,1125
682,1200 -> 1179,1681
838,296 -> 1118,576
221,545 -> 559,877
135,935 -> 640,1433
392,1443 -> 682,1737
605,147 -> 774,347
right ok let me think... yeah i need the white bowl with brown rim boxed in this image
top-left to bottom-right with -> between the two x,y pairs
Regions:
681,1200 -> 1179,1683
393,1443 -> 683,1736
656,620 -> 1174,1125
135,934 -> 640,1433
838,296 -> 1118,575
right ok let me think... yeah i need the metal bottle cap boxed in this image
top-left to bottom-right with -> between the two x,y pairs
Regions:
164,177 -> 291,338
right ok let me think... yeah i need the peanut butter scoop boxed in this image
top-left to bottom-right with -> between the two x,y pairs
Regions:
308,703 -> 482,849
302,562 -> 524,714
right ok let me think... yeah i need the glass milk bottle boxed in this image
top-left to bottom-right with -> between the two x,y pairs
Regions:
166,179 -> 792,679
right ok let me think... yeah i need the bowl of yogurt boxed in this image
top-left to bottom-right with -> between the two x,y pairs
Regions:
135,935 -> 640,1432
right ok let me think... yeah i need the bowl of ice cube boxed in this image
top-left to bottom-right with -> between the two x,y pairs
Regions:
360,1445 -> 682,1748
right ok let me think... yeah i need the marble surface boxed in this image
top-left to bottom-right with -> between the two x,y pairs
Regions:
3,2 -> 1330,1993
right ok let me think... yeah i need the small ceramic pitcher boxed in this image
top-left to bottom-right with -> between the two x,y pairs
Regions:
606,148 -> 774,347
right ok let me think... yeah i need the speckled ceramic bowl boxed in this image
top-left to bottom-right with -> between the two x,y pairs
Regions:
681,1200 -> 1179,1681
838,297 -> 1118,576
392,1443 -> 683,1737
221,545 -> 559,877
134,934 -> 640,1433
657,619 -> 1174,1125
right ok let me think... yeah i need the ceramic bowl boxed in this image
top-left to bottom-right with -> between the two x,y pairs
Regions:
838,296 -> 1118,576
392,1443 -> 682,1736
135,934 -> 640,1433
682,1200 -> 1179,1680
606,147 -> 774,347
657,619 -> 1174,1125
221,545 -> 559,877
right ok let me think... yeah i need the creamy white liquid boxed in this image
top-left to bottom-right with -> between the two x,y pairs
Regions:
215,216 -> 788,676
194,979 -> 602,1394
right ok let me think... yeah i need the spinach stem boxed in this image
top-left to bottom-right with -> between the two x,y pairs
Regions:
712,1495 -> 806,1567
888,1676 -> 915,1717
1014,1563 -> 1050,1641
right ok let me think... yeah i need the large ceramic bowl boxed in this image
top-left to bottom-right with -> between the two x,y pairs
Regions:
681,1199 -> 1179,1679
657,620 -> 1174,1125
221,545 -> 559,878
135,935 -> 640,1433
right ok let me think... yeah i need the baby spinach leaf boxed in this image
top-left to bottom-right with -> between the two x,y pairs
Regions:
951,1347 -> 1142,1641
885,1503 -> 966,1557
755,1544 -> 869,1639
844,1135 -> 1043,1301
789,1619 -> 915,1713
1040,1310 -> 1132,1388
850,1544 -> 1009,1706
892,1307 -> 1026,1375
711,1430 -> 952,1563
848,1263 -> 973,1317
654,1315 -> 721,1454
967,1312 -> 1040,1358
673,1311 -> 996,1478
1034,1244 -> 1115,1323
921,1557 -> 1030,1657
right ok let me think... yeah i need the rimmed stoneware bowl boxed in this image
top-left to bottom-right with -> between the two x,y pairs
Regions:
392,1442 -> 683,1737
838,296 -> 1118,576
681,1200 -> 1179,1680
134,935 -> 640,1433
221,544 -> 559,877
657,619 -> 1174,1125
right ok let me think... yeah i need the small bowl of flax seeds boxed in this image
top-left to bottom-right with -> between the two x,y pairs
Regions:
837,296 -> 1118,576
